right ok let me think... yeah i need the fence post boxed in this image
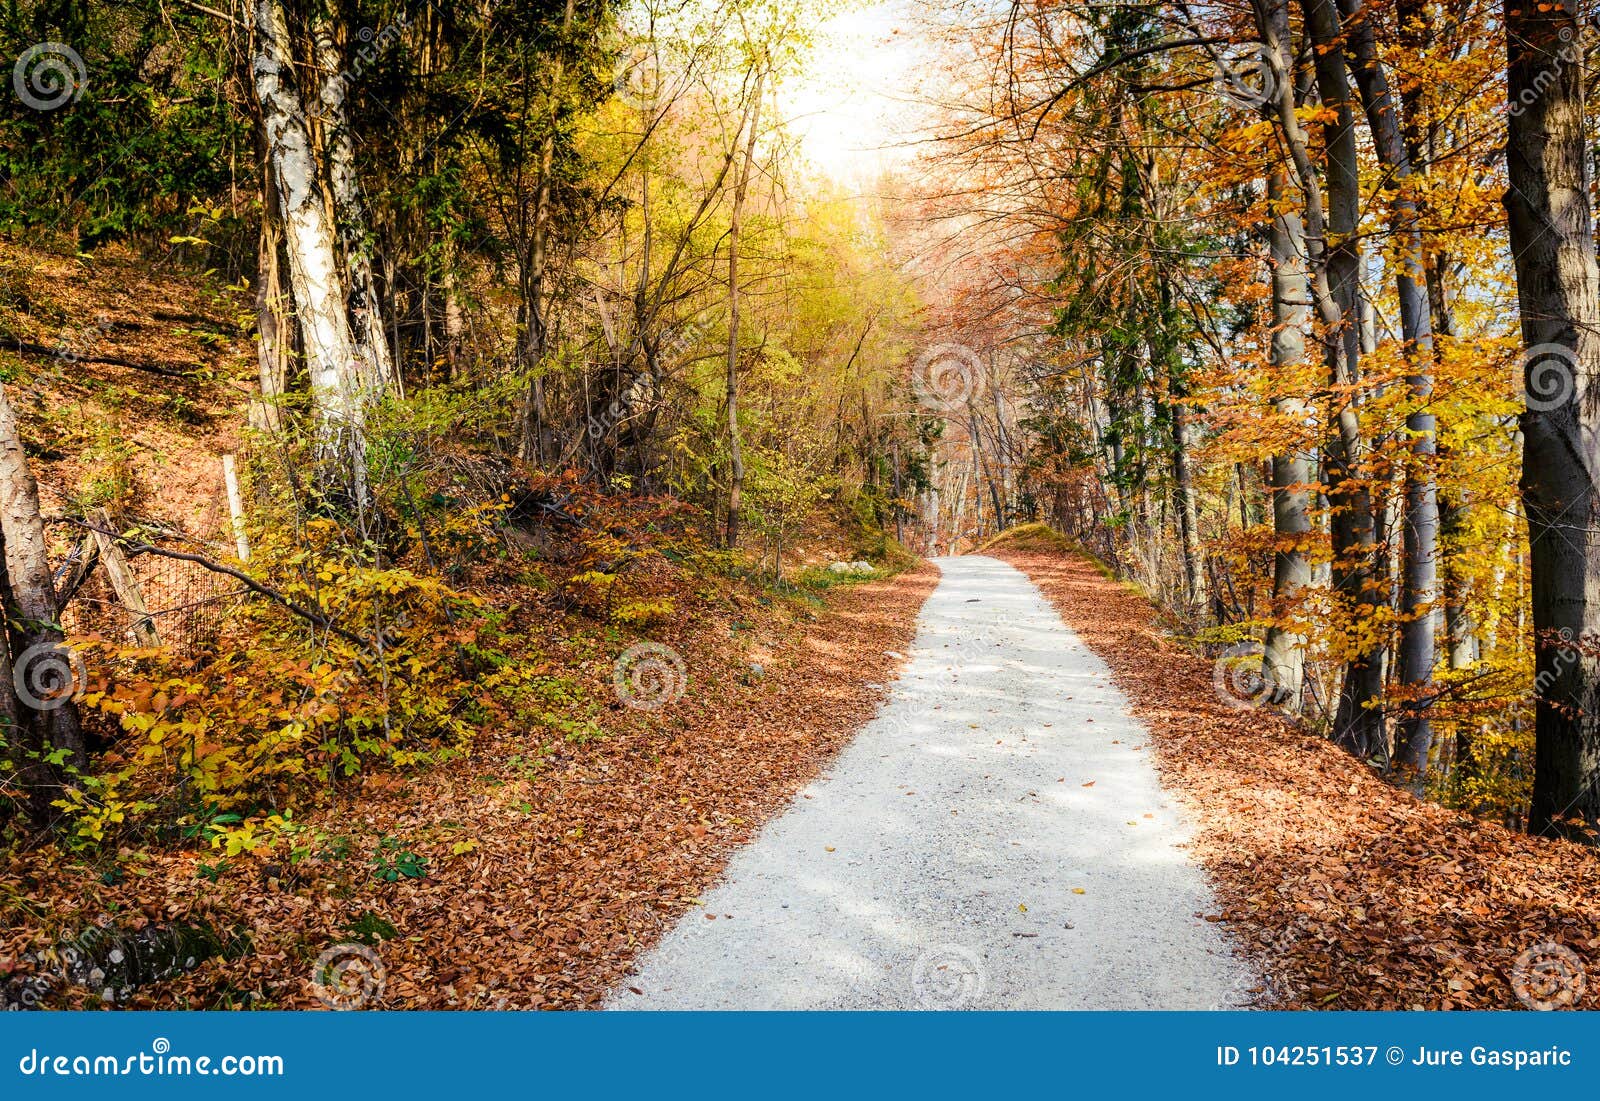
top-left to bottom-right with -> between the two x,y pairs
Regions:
222,455 -> 251,563
90,508 -> 160,648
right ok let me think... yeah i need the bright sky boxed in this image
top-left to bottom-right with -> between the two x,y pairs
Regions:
777,0 -> 933,185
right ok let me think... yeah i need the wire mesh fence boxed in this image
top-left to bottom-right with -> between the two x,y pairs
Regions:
57,507 -> 251,660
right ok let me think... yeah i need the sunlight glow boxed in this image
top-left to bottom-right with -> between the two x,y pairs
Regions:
778,1 -> 930,185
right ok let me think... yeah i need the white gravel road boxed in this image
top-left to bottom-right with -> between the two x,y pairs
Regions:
607,555 -> 1254,1010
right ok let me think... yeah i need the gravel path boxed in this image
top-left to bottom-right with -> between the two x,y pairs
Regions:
607,555 -> 1254,1010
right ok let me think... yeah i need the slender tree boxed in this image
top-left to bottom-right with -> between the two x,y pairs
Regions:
724,62 -> 767,548
1299,0 -> 1385,757
1261,156 -> 1314,708
1338,0 -> 1440,773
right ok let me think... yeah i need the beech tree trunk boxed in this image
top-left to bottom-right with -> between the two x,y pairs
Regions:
1427,253 -> 1480,671
1261,161 -> 1313,708
1298,0 -> 1385,758
1338,0 -> 1440,773
1504,0 -> 1600,840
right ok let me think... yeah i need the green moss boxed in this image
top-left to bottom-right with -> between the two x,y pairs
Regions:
979,521 -> 1077,555
833,489 -> 918,572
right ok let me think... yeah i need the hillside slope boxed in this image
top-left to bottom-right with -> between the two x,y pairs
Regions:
0,242 -> 939,1009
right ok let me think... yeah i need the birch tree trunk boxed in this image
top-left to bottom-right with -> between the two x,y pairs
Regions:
1503,0 -> 1600,840
252,0 -> 367,500
0,381 -> 86,821
312,19 -> 396,394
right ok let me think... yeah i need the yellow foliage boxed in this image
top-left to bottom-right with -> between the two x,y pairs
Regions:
59,557 -> 486,849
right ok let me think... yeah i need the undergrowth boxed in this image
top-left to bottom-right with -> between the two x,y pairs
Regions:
4,387 -> 914,863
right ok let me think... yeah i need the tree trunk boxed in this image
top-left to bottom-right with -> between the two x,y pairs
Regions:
1170,396 -> 1206,613
891,438 -> 906,547
969,406 -> 1006,533
1428,246 -> 1479,670
252,0 -> 367,500
1299,0 -> 1385,758
443,263 -> 466,383
1439,482 -> 1480,668
0,381 -> 87,822
253,159 -> 290,431
951,468 -> 969,552
1262,164 -> 1313,708
1504,0 -> 1600,840
0,586 -> 20,782
724,65 -> 766,550
518,0 -> 575,465
311,18 -> 396,394
1338,0 -> 1440,773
